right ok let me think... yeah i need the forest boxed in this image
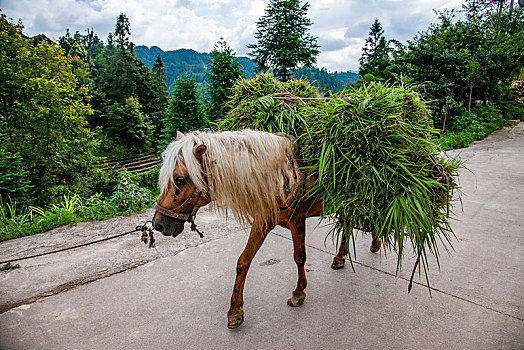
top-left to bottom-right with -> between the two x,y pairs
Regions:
0,0 -> 523,242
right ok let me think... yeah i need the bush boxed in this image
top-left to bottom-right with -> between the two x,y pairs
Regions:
108,171 -> 155,215
499,103 -> 524,121
0,170 -> 157,242
437,105 -> 509,150
131,167 -> 160,192
0,148 -> 32,204
80,166 -> 122,199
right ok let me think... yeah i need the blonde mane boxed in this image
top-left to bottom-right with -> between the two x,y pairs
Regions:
158,129 -> 302,227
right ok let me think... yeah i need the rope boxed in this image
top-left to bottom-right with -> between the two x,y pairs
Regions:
0,221 -> 153,265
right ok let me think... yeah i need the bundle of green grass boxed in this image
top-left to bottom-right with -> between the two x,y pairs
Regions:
218,74 -> 461,286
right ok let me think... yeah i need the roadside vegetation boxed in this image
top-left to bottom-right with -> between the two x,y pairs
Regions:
0,169 -> 158,242
0,0 -> 522,242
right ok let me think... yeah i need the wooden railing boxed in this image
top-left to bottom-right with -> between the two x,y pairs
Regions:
99,153 -> 161,173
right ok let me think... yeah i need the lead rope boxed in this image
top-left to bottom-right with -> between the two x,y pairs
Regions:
139,220 -> 156,248
138,217 -> 205,248
188,215 -> 204,238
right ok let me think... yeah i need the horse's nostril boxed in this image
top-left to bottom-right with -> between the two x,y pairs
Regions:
154,222 -> 165,232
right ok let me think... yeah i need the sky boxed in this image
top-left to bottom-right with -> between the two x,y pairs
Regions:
0,0 -> 465,72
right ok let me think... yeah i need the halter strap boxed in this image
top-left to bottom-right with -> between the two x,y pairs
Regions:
154,190 -> 207,238
154,203 -> 191,221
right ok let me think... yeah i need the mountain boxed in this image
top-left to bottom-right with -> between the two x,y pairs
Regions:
134,45 -> 360,93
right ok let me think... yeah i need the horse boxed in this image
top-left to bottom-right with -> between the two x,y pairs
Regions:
152,129 -> 381,329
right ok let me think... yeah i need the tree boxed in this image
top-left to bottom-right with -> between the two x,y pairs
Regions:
106,97 -> 153,151
0,13 -> 98,201
115,13 -> 131,50
404,7 -> 523,129
162,73 -> 204,143
152,54 -> 166,82
247,0 -> 320,80
206,38 -> 244,121
359,19 -> 405,80
86,15 -> 168,153
0,147 -> 32,202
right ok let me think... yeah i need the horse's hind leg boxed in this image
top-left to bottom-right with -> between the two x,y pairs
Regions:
227,223 -> 272,329
370,230 -> 381,253
331,230 -> 382,269
287,215 -> 308,307
331,234 -> 348,270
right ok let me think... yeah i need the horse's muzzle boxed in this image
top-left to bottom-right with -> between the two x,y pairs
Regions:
152,212 -> 186,238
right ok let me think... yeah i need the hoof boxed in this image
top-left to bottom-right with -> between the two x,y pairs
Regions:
227,313 -> 244,329
331,260 -> 345,270
370,244 -> 381,253
287,296 -> 305,307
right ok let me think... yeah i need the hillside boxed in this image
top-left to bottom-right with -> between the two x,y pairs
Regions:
134,45 -> 359,93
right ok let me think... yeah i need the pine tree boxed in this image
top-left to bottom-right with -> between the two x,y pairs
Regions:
359,19 -> 391,80
107,96 -> 153,150
206,38 -> 244,121
247,0 -> 320,81
152,54 -> 166,82
115,13 -> 131,50
162,73 -> 204,143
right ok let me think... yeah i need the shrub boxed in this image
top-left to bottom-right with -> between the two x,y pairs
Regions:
131,167 -> 160,192
436,105 -> 509,150
0,170 -> 157,241
499,102 -> 524,121
0,148 -> 32,204
108,171 -> 155,215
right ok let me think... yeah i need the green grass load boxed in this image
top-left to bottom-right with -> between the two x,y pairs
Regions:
218,74 -> 462,290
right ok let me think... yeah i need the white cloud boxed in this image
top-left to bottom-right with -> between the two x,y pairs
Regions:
1,0 -> 465,72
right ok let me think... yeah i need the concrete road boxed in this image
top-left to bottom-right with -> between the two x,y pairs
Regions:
1,123 -> 523,349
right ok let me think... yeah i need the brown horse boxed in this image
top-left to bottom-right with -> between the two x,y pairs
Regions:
152,129 -> 381,329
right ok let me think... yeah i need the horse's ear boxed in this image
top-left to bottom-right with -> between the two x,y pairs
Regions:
176,131 -> 184,140
193,144 -> 207,161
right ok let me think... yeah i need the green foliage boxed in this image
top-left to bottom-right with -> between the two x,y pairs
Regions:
404,7 -> 524,130
247,0 -> 320,81
293,67 -> 359,94
114,13 -> 131,50
0,147 -> 32,203
219,75 -> 461,284
436,104 -> 509,150
152,54 -> 166,82
499,102 -> 524,121
58,28 -> 104,73
162,73 -> 205,143
0,13 -> 99,203
0,198 -> 33,241
80,166 -> 122,199
218,73 -> 319,134
131,167 -> 160,192
1,262 -> 20,271
0,170 -> 156,241
106,171 -> 154,215
87,14 -> 168,155
106,96 -> 153,151
205,38 -> 244,122
359,19 -> 406,80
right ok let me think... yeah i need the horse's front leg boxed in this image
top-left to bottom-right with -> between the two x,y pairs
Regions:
287,215 -> 307,307
227,223 -> 273,329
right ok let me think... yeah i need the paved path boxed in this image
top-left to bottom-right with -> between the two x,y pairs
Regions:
1,123 -> 523,349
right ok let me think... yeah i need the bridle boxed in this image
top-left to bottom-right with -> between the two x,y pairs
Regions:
154,188 -> 208,238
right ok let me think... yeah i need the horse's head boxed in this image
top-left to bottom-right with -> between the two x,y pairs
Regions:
152,131 -> 210,238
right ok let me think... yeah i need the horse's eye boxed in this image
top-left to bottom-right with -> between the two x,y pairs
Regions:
175,176 -> 187,186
